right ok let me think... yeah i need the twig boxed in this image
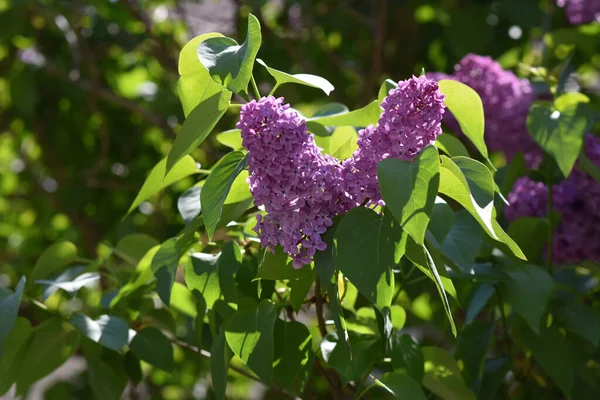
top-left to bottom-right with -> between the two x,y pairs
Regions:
314,278 -> 328,338
170,337 -> 297,399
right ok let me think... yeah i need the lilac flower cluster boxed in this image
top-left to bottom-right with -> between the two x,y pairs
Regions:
431,54 -> 540,167
237,96 -> 351,268
556,0 -> 600,25
238,76 -> 446,267
506,135 -> 600,264
342,76 -> 446,205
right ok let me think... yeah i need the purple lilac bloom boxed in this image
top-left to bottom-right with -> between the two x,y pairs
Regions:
431,54 -> 540,167
506,135 -> 600,264
342,75 -> 446,205
237,96 -> 351,268
556,0 -> 600,25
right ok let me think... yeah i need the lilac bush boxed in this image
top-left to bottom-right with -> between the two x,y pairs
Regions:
239,76 -> 446,266
342,75 -> 446,205
506,135 -> 600,264
556,0 -> 600,25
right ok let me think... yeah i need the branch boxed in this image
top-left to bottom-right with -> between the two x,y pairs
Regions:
42,61 -> 177,138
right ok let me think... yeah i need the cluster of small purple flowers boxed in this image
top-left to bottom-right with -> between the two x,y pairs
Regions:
506,135 -> 600,264
237,96 -> 351,268
432,54 -> 540,167
342,76 -> 446,205
238,76 -> 446,267
556,0 -> 600,25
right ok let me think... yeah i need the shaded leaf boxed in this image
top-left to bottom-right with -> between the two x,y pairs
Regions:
500,264 -> 552,334
0,276 -> 25,357
210,330 -> 231,400
273,320 -> 312,393
29,242 -> 77,283
391,334 -> 424,383
201,151 -> 248,239
225,300 -> 277,383
186,252 -> 221,309
455,320 -> 495,393
335,208 -> 399,310
69,314 -> 129,352
129,327 -> 174,372
422,346 -> 476,400
435,133 -> 469,158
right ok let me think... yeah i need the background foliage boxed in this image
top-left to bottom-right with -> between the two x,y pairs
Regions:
1,0 -> 599,399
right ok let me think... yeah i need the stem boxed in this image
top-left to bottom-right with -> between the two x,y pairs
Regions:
250,75 -> 261,99
546,173 -> 553,274
268,83 -> 279,97
315,278 -> 328,338
352,373 -> 371,400
495,287 -> 514,363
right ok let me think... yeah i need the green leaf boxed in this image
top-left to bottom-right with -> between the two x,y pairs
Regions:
84,344 -> 128,400
186,252 -> 221,308
429,198 -> 454,243
507,217 -> 548,261
123,352 -> 142,385
0,318 -> 32,396
170,282 -> 198,318
438,79 -> 488,159
314,217 -> 341,286
29,242 -> 77,282
378,145 -> 440,245
314,126 -> 359,160
152,238 -> 180,307
257,246 -> 315,280
177,33 -> 225,116
579,151 -> 600,183
218,241 -> 243,303
129,327 -> 174,372
257,59 -> 334,95
500,264 -> 552,334
167,89 -> 232,173
287,278 -> 312,312
127,156 -> 199,215
441,210 -> 483,272
378,372 -> 426,400
273,319 -> 312,393
422,346 -> 477,400
177,186 -> 201,223
555,302 -> 600,346
14,319 -> 81,391
328,276 -> 351,359
225,300 -> 277,383
435,133 -> 469,158
201,150 -> 248,239
391,334 -> 425,383
335,208 -> 399,310
465,284 -> 494,324
519,323 -> 573,397
197,14 -> 261,94
210,330 -> 231,400
405,240 -> 456,336
527,93 -> 594,177
308,100 -> 381,127
378,79 -> 398,104
439,156 -> 526,260
115,233 -> 160,265
216,128 -> 243,150
0,276 -> 25,357
455,320 -> 495,393
109,245 -> 160,307
69,314 -> 129,352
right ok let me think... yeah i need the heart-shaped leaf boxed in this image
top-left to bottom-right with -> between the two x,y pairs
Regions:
527,92 -> 594,177
197,14 -> 261,95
